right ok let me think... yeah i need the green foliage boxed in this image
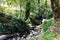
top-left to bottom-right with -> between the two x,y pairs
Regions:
0,0 -> 54,37
42,18 -> 54,31
0,0 -> 53,21
0,6 -> 6,12
24,0 -> 31,20
43,33 -> 55,40
0,17 -> 30,37
29,14 -> 40,25
46,11 -> 53,19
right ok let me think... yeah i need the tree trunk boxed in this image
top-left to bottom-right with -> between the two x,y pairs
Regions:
51,0 -> 60,21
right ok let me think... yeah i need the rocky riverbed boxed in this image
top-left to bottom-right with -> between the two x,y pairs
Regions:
0,27 -> 42,40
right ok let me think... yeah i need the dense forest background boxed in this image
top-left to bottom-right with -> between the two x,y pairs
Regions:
0,0 -> 60,40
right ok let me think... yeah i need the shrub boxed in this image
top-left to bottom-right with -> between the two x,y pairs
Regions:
0,17 -> 30,37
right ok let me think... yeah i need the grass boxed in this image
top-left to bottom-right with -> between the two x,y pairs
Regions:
43,32 -> 55,40
42,18 -> 54,31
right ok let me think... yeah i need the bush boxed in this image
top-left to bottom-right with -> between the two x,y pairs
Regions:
0,17 -> 30,37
